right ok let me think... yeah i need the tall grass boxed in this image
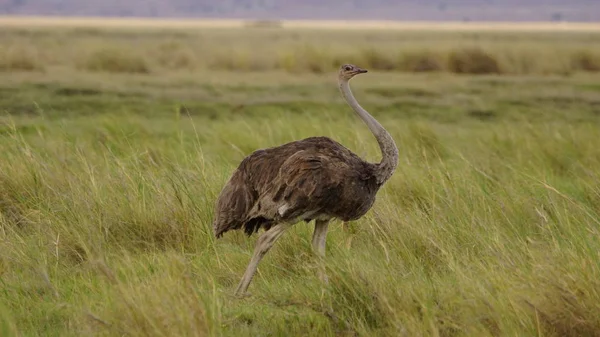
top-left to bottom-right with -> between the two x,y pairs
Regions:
0,27 -> 599,75
1,60 -> 600,335
0,44 -> 44,72
80,47 -> 150,74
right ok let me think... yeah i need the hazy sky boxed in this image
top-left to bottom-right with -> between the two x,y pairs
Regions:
0,0 -> 598,22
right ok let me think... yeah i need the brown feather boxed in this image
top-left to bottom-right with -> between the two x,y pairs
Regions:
213,136 -> 381,238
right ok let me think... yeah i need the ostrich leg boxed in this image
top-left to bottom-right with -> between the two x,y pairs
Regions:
235,223 -> 291,296
311,219 -> 330,283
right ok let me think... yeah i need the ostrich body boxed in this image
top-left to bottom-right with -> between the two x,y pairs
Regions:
213,64 -> 399,296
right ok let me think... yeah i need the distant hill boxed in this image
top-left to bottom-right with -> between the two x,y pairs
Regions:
0,0 -> 598,22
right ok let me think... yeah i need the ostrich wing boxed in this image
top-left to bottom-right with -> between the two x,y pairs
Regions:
266,150 -> 345,221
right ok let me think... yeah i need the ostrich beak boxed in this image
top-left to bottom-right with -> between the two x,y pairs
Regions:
356,68 -> 368,74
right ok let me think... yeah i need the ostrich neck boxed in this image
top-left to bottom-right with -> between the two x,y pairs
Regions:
339,79 -> 399,184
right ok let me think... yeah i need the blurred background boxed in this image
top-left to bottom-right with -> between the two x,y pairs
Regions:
1,0 -> 599,21
1,1 -> 600,76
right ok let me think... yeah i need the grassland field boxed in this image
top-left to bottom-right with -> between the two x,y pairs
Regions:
1,18 -> 600,337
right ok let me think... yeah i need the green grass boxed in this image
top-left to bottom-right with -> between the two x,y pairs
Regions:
1,26 -> 600,337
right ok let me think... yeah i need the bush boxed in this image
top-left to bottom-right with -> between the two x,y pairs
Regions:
570,51 -> 600,72
81,48 -> 150,74
277,46 -> 333,74
154,42 -> 198,70
448,47 -> 501,74
0,45 -> 44,72
360,48 -> 396,71
209,51 -> 270,72
399,50 -> 444,72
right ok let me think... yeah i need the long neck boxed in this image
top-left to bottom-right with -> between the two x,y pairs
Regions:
339,79 -> 399,184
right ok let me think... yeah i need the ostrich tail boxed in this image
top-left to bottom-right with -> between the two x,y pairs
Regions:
212,173 -> 256,238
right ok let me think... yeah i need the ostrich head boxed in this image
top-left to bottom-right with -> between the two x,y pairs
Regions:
338,64 -> 367,81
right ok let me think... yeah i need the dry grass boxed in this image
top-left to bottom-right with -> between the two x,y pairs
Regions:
0,25 -> 598,76
2,16 -> 600,32
399,50 -> 444,72
0,44 -> 44,72
570,51 -> 600,72
448,48 -> 501,74
79,48 -> 151,74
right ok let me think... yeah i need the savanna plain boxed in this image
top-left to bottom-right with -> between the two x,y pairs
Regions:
1,19 -> 600,337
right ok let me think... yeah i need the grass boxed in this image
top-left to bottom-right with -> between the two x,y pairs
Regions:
0,45 -> 44,72
0,25 -> 600,75
79,48 -> 151,74
1,23 -> 600,336
2,16 -> 600,31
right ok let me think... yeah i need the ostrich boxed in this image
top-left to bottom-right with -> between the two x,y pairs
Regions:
213,64 -> 399,296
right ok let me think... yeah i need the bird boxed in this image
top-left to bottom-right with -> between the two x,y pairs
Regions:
212,64 -> 399,296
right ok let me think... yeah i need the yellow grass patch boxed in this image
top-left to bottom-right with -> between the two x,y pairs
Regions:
1,15 -> 600,32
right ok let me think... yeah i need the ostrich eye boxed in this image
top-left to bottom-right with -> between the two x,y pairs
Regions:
344,65 -> 352,71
